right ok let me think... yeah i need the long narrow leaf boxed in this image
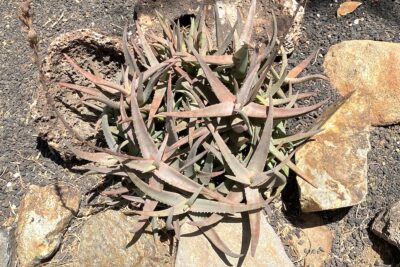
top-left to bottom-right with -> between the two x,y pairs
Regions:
147,87 -> 166,128
242,100 -> 328,119
128,70 -> 158,159
247,94 -> 273,172
63,54 -> 125,94
136,21 -> 159,66
123,26 -> 140,74
160,102 -> 234,118
186,41 -> 236,103
59,82 -> 103,97
240,0 -> 256,45
287,49 -> 318,79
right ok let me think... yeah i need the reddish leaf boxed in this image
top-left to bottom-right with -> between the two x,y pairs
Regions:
207,124 -> 252,184
181,54 -> 234,65
154,133 -> 169,167
128,71 -> 158,159
121,195 -> 145,203
119,95 -> 137,150
154,162 -> 233,203
135,21 -> 159,66
236,62 -> 260,105
165,127 -> 209,154
102,187 -> 129,196
243,100 -> 328,119
248,94 -> 273,172
200,225 -> 242,258
160,102 -> 234,118
180,150 -> 208,171
240,0 -> 256,45
69,147 -> 117,166
58,82 -> 103,97
197,170 -> 225,179
186,41 -> 236,103
147,88 -> 166,128
287,49 -> 318,79
245,188 -> 261,257
63,54 -> 125,94
188,190 -> 243,228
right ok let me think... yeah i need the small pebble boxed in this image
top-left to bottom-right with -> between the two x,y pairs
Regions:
13,172 -> 20,178
354,19 -> 360,25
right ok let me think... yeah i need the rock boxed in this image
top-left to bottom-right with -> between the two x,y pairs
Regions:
296,91 -> 371,212
284,214 -> 333,267
75,210 -> 172,267
371,201 -> 400,250
136,0 -> 304,53
175,215 -> 293,267
324,40 -> 400,126
0,228 -> 11,267
15,184 -> 80,267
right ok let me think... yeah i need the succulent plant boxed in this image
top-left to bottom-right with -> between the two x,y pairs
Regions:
55,0 -> 327,258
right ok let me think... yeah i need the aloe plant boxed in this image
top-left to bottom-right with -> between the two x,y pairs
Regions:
55,0 -> 327,258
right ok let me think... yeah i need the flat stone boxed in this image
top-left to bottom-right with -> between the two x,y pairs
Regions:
371,201 -> 400,250
15,184 -> 80,267
296,91 -> 371,212
324,40 -> 400,126
0,228 -> 11,267
75,210 -> 172,267
285,214 -> 333,266
175,215 -> 293,267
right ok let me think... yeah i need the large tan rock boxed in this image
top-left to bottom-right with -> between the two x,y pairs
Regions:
175,215 -> 293,267
284,214 -> 333,267
296,92 -> 371,212
324,40 -> 400,126
75,210 -> 172,267
15,184 -> 80,267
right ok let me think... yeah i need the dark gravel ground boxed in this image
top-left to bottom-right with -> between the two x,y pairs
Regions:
0,0 -> 399,266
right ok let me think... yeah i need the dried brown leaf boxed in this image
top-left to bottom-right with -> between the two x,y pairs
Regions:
337,1 -> 362,17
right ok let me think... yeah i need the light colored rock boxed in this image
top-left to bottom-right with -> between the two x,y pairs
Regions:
175,215 -> 293,267
75,210 -> 172,267
324,40 -> 400,126
284,214 -> 333,266
15,184 -> 80,267
296,91 -> 371,212
0,228 -> 11,267
371,201 -> 400,250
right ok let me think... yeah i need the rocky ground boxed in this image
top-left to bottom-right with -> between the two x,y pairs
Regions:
0,0 -> 399,266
